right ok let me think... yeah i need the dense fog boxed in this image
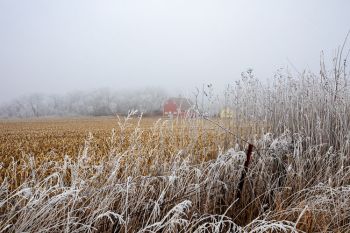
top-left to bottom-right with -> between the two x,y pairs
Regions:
1,0 -> 350,107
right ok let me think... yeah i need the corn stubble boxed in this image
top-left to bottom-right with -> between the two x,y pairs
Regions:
1,58 -> 350,232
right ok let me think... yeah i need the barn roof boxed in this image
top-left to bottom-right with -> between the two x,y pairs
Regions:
166,97 -> 193,110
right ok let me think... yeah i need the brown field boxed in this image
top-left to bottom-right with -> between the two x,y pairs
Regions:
0,116 -> 249,190
0,116 -> 157,161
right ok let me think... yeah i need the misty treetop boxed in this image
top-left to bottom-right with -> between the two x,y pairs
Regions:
0,88 -> 167,118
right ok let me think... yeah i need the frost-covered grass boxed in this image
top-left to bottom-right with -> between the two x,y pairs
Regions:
1,121 -> 350,232
1,53 -> 350,232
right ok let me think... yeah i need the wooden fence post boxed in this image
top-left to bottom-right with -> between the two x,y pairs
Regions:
236,143 -> 254,200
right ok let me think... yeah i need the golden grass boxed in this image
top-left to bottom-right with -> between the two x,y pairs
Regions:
0,116 -> 252,190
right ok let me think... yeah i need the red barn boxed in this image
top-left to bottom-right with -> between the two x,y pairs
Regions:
163,97 -> 194,117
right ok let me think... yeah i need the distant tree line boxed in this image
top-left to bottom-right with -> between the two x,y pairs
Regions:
0,88 -> 167,118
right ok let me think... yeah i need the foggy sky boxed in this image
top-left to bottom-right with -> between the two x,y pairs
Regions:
0,0 -> 349,103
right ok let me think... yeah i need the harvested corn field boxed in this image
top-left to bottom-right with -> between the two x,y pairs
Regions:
0,116 -> 255,190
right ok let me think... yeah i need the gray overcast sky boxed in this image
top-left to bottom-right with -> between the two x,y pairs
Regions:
0,0 -> 349,103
